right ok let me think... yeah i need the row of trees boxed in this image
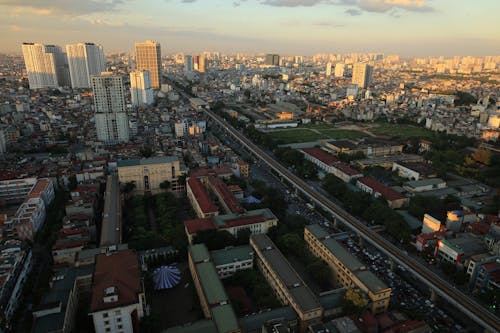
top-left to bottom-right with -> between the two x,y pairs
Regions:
322,174 -> 412,242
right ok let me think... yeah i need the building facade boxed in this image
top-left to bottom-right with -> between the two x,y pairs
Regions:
92,73 -> 129,144
129,70 -> 154,106
66,43 -> 105,88
352,62 -> 373,89
90,250 -> 145,333
117,157 -> 184,193
304,225 -> 391,314
21,43 -> 70,89
135,40 -> 161,89
250,234 -> 323,332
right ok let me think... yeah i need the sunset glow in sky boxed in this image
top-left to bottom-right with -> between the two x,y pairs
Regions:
1,0 -> 499,56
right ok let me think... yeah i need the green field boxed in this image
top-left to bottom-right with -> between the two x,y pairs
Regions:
370,123 -> 434,139
269,128 -> 366,144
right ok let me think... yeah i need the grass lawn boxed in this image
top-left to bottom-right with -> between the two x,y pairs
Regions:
370,123 -> 434,139
270,128 -> 366,144
270,129 -> 328,143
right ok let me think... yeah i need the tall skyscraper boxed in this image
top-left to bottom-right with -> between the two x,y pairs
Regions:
265,54 -> 280,66
66,43 -> 105,88
334,63 -> 345,78
352,62 -> 373,89
135,40 -> 161,89
184,55 -> 193,72
193,55 -> 200,71
21,43 -> 70,89
92,73 -> 129,144
326,62 -> 332,76
130,70 -> 154,106
198,56 -> 207,73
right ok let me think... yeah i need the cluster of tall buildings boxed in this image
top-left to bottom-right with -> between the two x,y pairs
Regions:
184,54 -> 207,73
22,42 -> 105,89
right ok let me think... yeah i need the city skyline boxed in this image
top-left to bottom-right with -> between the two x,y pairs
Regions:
0,0 -> 499,56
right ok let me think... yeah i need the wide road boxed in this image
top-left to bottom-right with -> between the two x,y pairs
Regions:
100,174 -> 122,246
205,108 -> 500,332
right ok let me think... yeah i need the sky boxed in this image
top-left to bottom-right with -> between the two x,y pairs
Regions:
0,0 -> 499,57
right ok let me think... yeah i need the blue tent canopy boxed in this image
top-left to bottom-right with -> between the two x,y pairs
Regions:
153,265 -> 181,290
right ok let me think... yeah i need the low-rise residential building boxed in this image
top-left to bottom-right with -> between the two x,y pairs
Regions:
356,177 -> 409,208
250,234 -> 323,332
117,157 -> 185,193
89,249 -> 146,333
403,178 -> 447,193
186,177 -> 218,218
301,148 -> 362,182
304,225 -> 391,314
435,234 -> 488,267
210,245 -> 254,279
184,208 -> 278,244
324,138 -> 403,157
32,265 -> 94,333
0,241 -> 33,326
188,244 -> 240,333
392,162 -> 437,181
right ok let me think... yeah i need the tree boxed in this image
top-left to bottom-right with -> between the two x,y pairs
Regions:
159,180 -> 171,190
343,288 -> 369,314
276,232 -> 304,257
306,259 -> 332,290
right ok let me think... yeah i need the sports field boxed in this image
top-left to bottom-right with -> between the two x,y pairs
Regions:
269,128 -> 366,144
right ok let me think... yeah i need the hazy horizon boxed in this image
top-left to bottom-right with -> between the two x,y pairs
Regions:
1,0 -> 499,57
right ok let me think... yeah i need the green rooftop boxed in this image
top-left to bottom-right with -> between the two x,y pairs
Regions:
211,304 -> 239,333
196,262 -> 228,305
117,156 -> 179,167
356,270 -> 389,293
190,244 -> 211,263
322,238 -> 365,272
210,246 -> 253,267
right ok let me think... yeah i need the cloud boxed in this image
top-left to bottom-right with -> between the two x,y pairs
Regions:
0,0 -> 125,16
345,8 -> 362,15
259,0 -> 433,13
357,0 -> 433,13
260,0 -> 328,7
312,21 -> 345,27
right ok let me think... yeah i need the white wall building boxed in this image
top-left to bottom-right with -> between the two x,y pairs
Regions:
66,43 -> 105,88
130,70 -> 154,106
334,63 -> 345,78
92,73 -> 129,144
21,43 -> 70,89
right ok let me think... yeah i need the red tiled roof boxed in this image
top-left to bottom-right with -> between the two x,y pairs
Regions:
358,177 -> 406,201
187,178 -> 218,214
301,147 -> 338,165
208,176 -> 244,214
223,215 -> 267,228
184,218 -> 216,234
189,167 -> 233,179
334,163 -> 361,176
90,250 -> 142,312
52,240 -> 86,250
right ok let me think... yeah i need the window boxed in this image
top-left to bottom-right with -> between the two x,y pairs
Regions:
104,320 -> 110,325
117,324 -> 123,329
117,318 -> 122,323
105,329 -> 111,332
115,310 -> 121,315
102,313 -> 109,318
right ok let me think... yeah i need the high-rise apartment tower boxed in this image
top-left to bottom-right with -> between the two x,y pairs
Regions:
66,43 -> 105,88
135,40 -> 161,89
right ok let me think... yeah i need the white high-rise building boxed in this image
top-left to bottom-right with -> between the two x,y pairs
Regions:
130,70 -> 154,106
135,40 -> 161,89
66,43 -> 105,88
334,63 -> 345,78
184,55 -> 194,72
21,43 -> 70,89
326,62 -> 332,76
92,73 -> 129,144
352,62 -> 373,89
